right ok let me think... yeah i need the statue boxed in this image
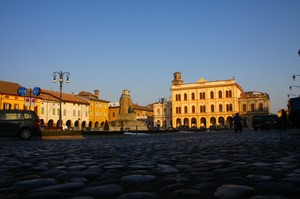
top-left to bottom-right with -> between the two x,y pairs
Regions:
119,89 -> 134,115
110,89 -> 147,131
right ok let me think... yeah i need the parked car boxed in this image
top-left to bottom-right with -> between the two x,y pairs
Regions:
252,115 -> 263,131
0,110 -> 41,139
261,115 -> 279,130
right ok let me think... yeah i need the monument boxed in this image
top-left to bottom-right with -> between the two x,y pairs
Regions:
111,89 -> 148,131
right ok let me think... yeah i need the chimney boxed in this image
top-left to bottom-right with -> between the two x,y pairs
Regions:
94,89 -> 100,98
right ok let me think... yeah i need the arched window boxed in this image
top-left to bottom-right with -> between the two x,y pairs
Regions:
192,106 -> 195,113
251,104 -> 255,111
218,90 -> 222,98
200,105 -> 206,113
259,103 -> 263,111
226,104 -> 232,111
199,92 -> 206,100
226,90 -> 232,98
184,106 -> 188,113
243,104 -> 247,112
219,104 -> 223,112
210,91 -> 214,99
157,108 -> 161,115
191,93 -> 195,100
184,93 -> 188,101
176,107 -> 182,114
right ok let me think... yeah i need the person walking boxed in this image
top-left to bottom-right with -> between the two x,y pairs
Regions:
281,109 -> 287,130
233,113 -> 243,132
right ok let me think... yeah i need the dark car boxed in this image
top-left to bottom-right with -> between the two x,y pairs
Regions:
0,110 -> 41,139
261,115 -> 279,130
252,115 -> 263,131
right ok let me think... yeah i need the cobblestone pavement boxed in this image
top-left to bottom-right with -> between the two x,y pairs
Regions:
1,129 -> 300,199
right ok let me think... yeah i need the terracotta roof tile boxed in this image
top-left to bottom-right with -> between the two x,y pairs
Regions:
41,89 -> 89,104
0,80 -> 23,96
77,91 -> 110,103
132,103 -> 153,111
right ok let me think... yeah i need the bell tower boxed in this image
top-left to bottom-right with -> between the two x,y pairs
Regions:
172,72 -> 183,85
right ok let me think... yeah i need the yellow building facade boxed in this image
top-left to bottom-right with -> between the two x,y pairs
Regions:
0,80 -> 40,114
77,90 -> 109,130
171,72 -> 270,129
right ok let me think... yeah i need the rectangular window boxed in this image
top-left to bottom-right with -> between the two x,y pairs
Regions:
52,109 -> 55,115
14,104 -> 19,109
41,107 -> 45,114
63,109 -> 67,116
78,110 -> 80,116
73,110 -> 76,116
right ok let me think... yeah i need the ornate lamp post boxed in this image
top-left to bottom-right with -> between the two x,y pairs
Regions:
289,85 -> 300,90
290,50 -> 300,94
53,71 -> 70,128
293,50 -> 300,80
292,75 -> 300,81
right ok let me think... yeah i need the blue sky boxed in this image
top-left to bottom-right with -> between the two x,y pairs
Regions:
0,0 -> 299,113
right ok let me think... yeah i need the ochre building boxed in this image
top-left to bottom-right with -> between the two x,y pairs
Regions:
171,72 -> 270,129
77,90 -> 109,130
0,80 -> 41,114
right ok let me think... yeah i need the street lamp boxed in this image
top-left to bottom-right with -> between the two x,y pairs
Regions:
292,75 -> 300,81
290,85 -> 300,90
292,50 -> 300,81
53,71 -> 70,128
287,94 -> 300,98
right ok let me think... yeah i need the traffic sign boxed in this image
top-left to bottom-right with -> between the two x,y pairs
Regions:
18,87 -> 27,96
33,87 -> 41,96
25,97 -> 30,106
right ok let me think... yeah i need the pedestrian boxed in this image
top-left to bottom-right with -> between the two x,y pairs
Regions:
233,113 -> 242,132
281,109 -> 287,130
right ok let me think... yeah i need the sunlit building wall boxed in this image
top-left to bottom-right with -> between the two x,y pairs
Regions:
39,90 -> 89,130
77,90 -> 109,130
171,72 -> 245,128
0,80 -> 40,114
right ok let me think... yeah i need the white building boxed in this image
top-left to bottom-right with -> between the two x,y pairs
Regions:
39,89 -> 89,130
153,98 -> 172,129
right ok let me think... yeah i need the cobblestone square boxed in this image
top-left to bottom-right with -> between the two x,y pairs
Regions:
1,130 -> 300,199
